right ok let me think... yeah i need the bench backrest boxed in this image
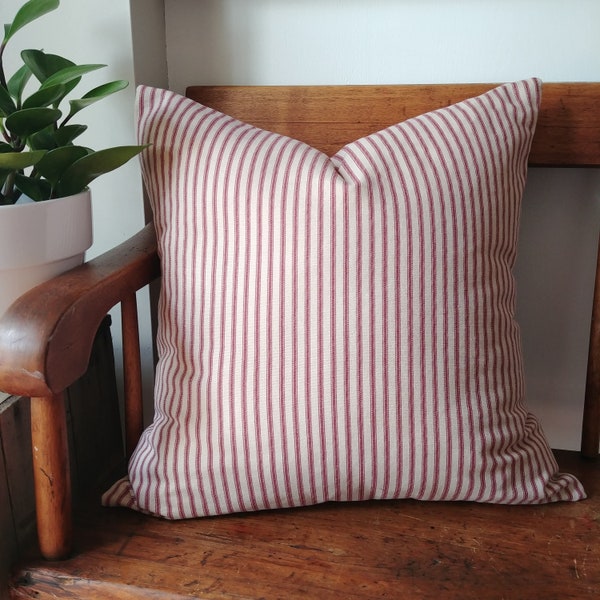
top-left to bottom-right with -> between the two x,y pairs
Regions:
187,83 -> 600,166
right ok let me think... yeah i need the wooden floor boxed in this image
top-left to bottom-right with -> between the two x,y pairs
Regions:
7,450 -> 600,599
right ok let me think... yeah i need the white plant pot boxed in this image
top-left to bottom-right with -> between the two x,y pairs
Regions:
0,190 -> 93,317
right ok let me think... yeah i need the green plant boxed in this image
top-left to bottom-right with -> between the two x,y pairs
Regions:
0,0 -> 145,205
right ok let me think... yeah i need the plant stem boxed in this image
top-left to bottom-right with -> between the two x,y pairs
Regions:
0,122 -> 10,144
0,41 -> 8,91
1,171 -> 16,203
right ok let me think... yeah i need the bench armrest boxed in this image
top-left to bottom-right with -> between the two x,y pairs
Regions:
0,222 -> 160,398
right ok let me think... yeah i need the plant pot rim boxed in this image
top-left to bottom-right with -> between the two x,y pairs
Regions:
0,189 -> 93,269
0,188 -> 91,210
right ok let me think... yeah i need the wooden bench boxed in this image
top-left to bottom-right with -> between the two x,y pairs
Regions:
2,82 -> 600,598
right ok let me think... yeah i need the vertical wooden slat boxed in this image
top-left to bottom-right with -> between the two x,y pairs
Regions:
122,294 -> 144,458
582,237 -> 600,458
30,393 -> 72,561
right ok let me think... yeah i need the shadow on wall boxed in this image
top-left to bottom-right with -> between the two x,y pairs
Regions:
515,167 -> 600,450
164,0 -> 253,91
129,0 -> 169,90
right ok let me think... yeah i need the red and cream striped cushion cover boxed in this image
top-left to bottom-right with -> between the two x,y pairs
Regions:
103,79 -> 585,518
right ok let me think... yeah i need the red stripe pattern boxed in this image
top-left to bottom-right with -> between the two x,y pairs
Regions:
103,79 -> 585,518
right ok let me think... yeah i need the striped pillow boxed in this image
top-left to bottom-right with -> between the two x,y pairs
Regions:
103,79 -> 585,518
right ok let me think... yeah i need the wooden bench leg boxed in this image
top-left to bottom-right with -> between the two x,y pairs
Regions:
30,393 -> 72,560
122,293 -> 144,458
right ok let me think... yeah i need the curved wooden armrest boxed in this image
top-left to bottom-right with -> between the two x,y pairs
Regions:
0,222 -> 160,398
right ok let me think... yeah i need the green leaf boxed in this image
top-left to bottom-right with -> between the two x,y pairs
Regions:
28,123 -> 87,150
0,150 -> 45,170
4,107 -> 61,137
21,49 -> 74,82
41,63 -> 105,90
22,84 -> 66,109
0,143 -> 14,153
14,173 -> 51,201
7,64 -> 32,104
20,50 -> 81,102
28,125 -> 58,150
0,86 -> 16,117
36,145 -> 89,184
54,124 -> 87,145
67,80 -> 128,118
3,0 -> 59,45
56,145 -> 146,196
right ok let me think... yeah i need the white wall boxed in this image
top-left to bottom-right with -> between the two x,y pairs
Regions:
164,0 -> 600,91
162,0 -> 600,451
